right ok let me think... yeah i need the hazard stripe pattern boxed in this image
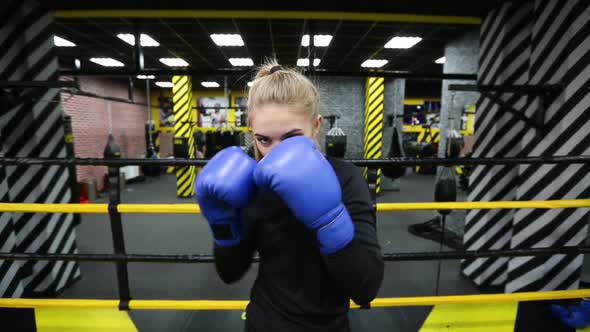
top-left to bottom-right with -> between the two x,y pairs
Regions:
172,76 -> 196,197
462,0 -> 590,292
0,0 -> 80,297
364,77 -> 384,193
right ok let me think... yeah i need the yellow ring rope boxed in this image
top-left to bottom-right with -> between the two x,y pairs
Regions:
0,199 -> 589,214
1,289 -> 589,310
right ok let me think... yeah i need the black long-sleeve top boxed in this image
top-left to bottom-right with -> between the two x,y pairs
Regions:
213,156 -> 384,331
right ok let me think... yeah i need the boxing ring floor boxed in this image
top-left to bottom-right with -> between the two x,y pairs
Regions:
56,172 -> 483,331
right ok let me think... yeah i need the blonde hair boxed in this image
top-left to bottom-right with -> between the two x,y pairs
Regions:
247,60 -> 320,160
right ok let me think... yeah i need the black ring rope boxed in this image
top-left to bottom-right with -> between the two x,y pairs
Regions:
1,155 -> 589,167
2,246 -> 590,263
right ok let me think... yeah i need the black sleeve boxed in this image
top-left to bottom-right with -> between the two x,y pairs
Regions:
213,207 -> 256,284
213,240 -> 255,284
322,164 -> 384,305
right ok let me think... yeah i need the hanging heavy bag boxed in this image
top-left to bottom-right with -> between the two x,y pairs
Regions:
221,130 -> 239,148
381,126 -> 406,179
325,127 -> 347,158
104,134 -> 121,159
205,131 -> 216,158
194,130 -> 206,152
420,143 -> 436,158
404,141 -> 421,158
448,137 -> 464,159
434,166 -> 457,216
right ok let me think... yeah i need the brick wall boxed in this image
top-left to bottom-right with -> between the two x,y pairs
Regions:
60,77 -> 148,190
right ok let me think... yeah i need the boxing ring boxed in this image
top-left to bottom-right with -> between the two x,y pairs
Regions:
1,155 -> 589,313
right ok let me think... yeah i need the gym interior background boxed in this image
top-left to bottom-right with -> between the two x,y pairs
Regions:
0,0 -> 589,331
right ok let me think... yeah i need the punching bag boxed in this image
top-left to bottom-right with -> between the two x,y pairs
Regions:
381,126 -> 406,179
104,134 -> 121,159
448,137 -> 464,159
434,166 -> 457,216
143,122 -> 163,177
325,127 -> 347,158
404,141 -> 421,158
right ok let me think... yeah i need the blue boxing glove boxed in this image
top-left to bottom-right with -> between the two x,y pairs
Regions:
195,147 -> 257,246
253,136 -> 354,254
551,299 -> 590,329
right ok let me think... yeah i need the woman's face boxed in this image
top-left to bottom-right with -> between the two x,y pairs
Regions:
250,103 -> 322,157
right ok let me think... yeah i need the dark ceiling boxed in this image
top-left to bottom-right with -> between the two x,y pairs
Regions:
42,0 -> 506,17
53,18 -> 477,74
42,0 -> 505,95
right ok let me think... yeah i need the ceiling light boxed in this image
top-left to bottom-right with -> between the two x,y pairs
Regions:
301,34 -> 333,47
159,58 -> 189,67
137,75 -> 155,79
201,81 -> 220,88
247,82 -> 253,87
117,33 -> 160,47
361,59 -> 388,68
384,36 -> 422,49
155,81 -> 174,88
54,36 -> 76,47
210,34 -> 244,47
89,57 -> 124,67
296,58 -> 321,67
435,56 -> 446,64
229,58 -> 254,66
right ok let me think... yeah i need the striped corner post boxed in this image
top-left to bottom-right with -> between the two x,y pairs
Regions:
172,75 -> 196,197
0,0 -> 81,296
462,1 -> 534,290
463,0 -> 590,292
364,76 -> 385,194
0,133 -> 24,298
507,0 -> 590,293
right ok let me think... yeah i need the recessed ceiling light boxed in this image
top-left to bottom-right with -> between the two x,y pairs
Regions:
210,34 -> 244,47
229,58 -> 254,66
89,57 -> 124,67
384,36 -> 422,49
137,75 -> 155,79
361,59 -> 388,68
435,56 -> 446,64
201,81 -> 220,88
247,82 -> 253,87
159,58 -> 189,67
117,33 -> 160,47
301,35 -> 333,47
155,81 -> 174,88
297,58 -> 321,67
54,36 -> 76,47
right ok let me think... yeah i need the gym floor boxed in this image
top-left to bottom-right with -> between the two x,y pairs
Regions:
60,172 -> 478,331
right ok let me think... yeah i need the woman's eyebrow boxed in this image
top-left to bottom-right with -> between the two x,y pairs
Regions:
281,129 -> 302,138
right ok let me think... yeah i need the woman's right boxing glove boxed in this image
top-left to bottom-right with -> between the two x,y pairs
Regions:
195,147 -> 257,246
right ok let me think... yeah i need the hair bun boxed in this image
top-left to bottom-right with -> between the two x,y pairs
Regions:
255,61 -> 281,79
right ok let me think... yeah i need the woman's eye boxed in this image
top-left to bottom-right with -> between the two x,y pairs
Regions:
257,137 -> 271,146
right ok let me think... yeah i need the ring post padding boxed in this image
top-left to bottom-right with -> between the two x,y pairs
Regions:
1,289 -> 590,310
